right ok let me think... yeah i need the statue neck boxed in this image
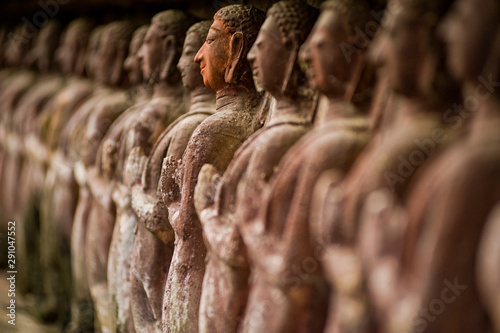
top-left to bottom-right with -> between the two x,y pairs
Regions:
152,80 -> 183,99
315,98 -> 362,127
188,85 -> 215,113
215,86 -> 259,113
266,96 -> 308,126
470,91 -> 500,135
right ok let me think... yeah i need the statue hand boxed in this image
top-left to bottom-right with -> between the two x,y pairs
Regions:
194,163 -> 221,216
160,155 -> 182,204
123,146 -> 147,187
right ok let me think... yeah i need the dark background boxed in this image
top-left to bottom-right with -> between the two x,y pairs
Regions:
0,0 -> 323,28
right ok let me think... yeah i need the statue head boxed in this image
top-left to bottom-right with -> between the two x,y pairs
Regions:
247,0 -> 318,97
138,10 -> 196,85
55,18 -> 94,76
0,27 -> 6,67
25,20 -> 62,73
84,25 -> 106,80
300,0 -> 379,99
178,21 -> 212,90
4,23 -> 36,68
194,5 -> 265,94
124,25 -> 149,86
438,0 -> 500,82
373,0 -> 456,98
94,21 -> 135,86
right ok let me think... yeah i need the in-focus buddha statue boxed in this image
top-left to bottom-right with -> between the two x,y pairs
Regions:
159,5 -> 266,332
192,2 -> 318,332
125,21 -> 215,333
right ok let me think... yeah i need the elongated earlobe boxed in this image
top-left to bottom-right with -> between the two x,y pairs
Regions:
160,35 -> 176,81
281,43 -> 298,95
225,32 -> 244,84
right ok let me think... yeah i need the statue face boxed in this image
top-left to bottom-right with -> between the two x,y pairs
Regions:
439,0 -> 499,81
300,10 -> 355,98
95,30 -> 118,85
247,17 -> 289,95
138,24 -> 164,81
372,9 -> 428,96
124,31 -> 145,86
194,18 -> 230,92
56,30 -> 79,75
178,31 -> 205,90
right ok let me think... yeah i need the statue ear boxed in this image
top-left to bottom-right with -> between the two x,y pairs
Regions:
281,42 -> 298,95
111,41 -> 127,86
225,32 -> 244,84
75,44 -> 88,76
160,35 -> 176,81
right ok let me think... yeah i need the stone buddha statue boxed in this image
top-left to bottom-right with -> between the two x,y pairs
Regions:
13,21 -> 64,215
159,5 -> 266,332
65,23 -> 148,333
5,20 -> 64,298
39,19 -> 96,153
191,2 -> 318,332
124,21 -> 215,333
84,11 -> 193,333
39,20 -> 134,328
1,18 -> 93,323
0,22 -> 39,219
58,21 -> 134,333
478,203 -> 500,333
233,1 -> 380,332
397,0 -> 500,332
310,0 -> 463,331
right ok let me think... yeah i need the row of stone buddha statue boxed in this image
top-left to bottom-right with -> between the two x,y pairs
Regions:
0,0 -> 499,332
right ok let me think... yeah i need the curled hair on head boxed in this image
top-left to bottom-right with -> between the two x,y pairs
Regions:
64,18 -> 94,45
103,20 -> 136,45
267,1 -> 319,96
151,10 -> 197,47
131,25 -> 149,50
214,5 -> 266,87
267,0 -> 319,47
186,20 -> 212,42
321,0 -> 385,40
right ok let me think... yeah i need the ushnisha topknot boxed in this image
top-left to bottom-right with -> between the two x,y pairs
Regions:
267,0 -> 319,47
397,0 -> 457,21
186,20 -> 213,40
214,5 -> 266,42
103,20 -> 136,44
214,5 -> 266,86
151,10 -> 197,44
321,0 -> 385,38
65,18 -> 95,55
